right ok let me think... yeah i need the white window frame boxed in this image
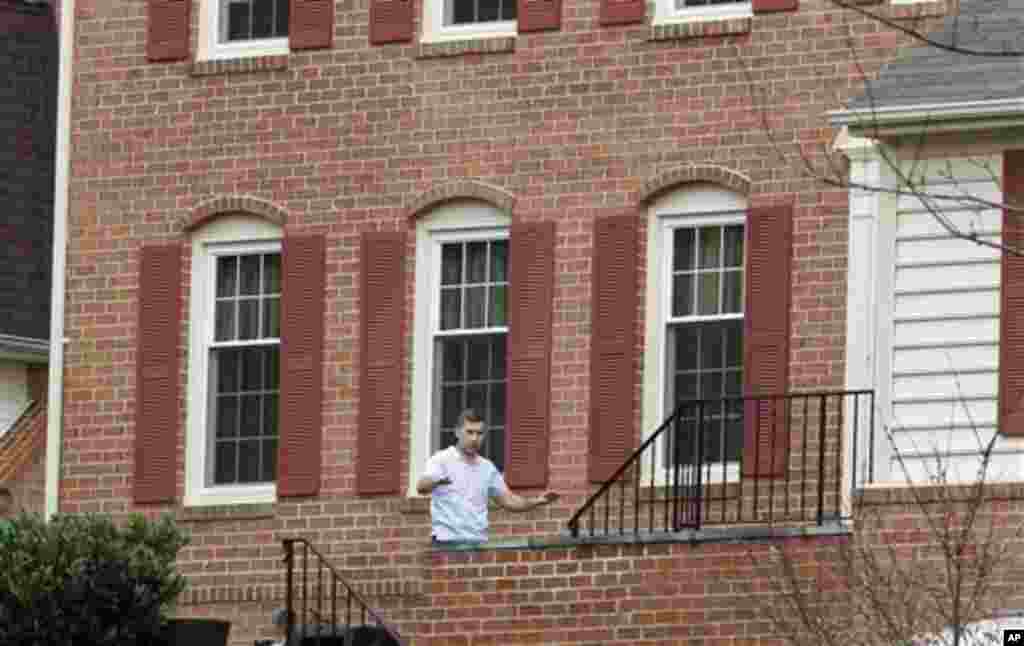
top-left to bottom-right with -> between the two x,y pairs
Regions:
652,0 -> 751,26
197,0 -> 290,62
420,0 -> 516,44
641,185 -> 748,485
185,215 -> 282,507
409,201 -> 511,496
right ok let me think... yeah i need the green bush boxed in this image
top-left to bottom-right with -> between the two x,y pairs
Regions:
0,512 -> 191,646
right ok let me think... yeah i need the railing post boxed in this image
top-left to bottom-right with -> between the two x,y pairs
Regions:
283,539 -> 294,642
693,400 -> 703,531
816,394 -> 828,525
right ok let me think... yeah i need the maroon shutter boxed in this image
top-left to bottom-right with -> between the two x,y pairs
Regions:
1000,151 -> 1024,436
369,0 -> 414,44
518,0 -> 561,33
752,0 -> 797,12
357,232 -> 406,494
589,215 -> 638,482
147,0 -> 190,62
134,243 -> 182,504
742,205 -> 792,478
278,234 -> 326,497
290,0 -> 334,50
505,221 -> 556,489
600,0 -> 644,26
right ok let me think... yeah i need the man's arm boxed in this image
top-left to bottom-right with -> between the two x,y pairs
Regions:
495,490 -> 559,512
415,474 -> 451,495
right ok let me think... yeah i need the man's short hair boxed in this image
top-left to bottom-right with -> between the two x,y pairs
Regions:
455,409 -> 485,432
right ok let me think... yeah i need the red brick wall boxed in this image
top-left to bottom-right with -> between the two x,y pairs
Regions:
60,0 -> 967,643
7,439 -> 45,516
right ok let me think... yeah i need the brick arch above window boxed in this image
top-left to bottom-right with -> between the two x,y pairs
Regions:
406,181 -> 516,220
179,195 -> 290,234
639,165 -> 752,205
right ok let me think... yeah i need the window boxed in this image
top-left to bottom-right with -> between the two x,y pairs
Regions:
410,201 -> 511,494
664,223 -> 744,466
199,0 -> 290,60
653,0 -> 750,24
186,215 -> 282,506
641,185 -> 748,479
422,0 -> 516,43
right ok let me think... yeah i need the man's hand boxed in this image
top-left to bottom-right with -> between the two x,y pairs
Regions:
415,474 -> 452,495
434,477 -> 452,488
535,491 -> 559,507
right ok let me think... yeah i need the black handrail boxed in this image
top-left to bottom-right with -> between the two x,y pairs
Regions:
283,538 -> 405,646
567,390 -> 875,538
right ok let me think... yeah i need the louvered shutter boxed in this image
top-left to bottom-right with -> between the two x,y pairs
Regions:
147,0 -> 190,62
357,232 -> 407,494
505,221 -> 556,489
589,215 -> 638,482
600,0 -> 644,26
277,234 -> 326,497
1000,151 -> 1024,436
752,0 -> 797,12
518,0 -> 561,33
290,0 -> 334,50
370,0 -> 414,44
134,243 -> 182,504
742,205 -> 792,478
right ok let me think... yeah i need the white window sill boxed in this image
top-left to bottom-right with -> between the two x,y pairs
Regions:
420,21 -> 517,44
195,38 -> 290,63
183,484 -> 277,508
652,4 -> 752,25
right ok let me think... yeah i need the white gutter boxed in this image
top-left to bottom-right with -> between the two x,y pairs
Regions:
46,0 -> 73,521
829,97 -> 1024,128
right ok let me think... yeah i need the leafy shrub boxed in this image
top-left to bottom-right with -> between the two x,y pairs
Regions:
0,512 -> 190,646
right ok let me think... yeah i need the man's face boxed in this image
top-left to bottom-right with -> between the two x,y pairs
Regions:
457,421 -> 485,457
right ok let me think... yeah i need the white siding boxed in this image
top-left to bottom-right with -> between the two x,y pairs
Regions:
0,360 -> 29,434
886,156 -> 1021,483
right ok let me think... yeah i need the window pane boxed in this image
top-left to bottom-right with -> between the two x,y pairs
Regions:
240,255 -> 261,295
490,383 -> 506,427
215,301 -> 236,341
442,243 -> 463,286
466,336 -> 490,381
478,0 -> 500,21
442,385 -> 462,428
241,348 -> 264,391
725,320 -> 743,368
440,288 -> 461,330
451,0 -> 475,23
465,286 -> 486,328
252,0 -> 274,38
675,373 -> 698,401
698,273 -> 720,316
701,372 -> 723,399
238,440 -> 261,483
240,394 -> 261,437
467,241 -> 487,284
491,334 -> 506,378
217,256 -> 238,298
275,0 -> 289,34
673,228 -> 694,271
263,297 -> 281,338
239,299 -> 259,339
725,418 -> 743,462
723,270 -> 742,314
501,0 -> 515,20
466,383 -> 487,413
673,324 -> 698,372
724,225 -> 744,268
263,394 -> 279,437
216,396 -> 239,438
262,439 -> 278,482
439,338 -> 465,382
489,286 -> 507,327
226,0 -> 250,41
217,349 -> 240,392
699,227 -> 721,269
491,240 -> 508,282
263,254 -> 281,294
701,324 -> 724,370
264,347 -> 280,390
672,274 -> 693,317
486,427 -> 504,471
725,370 -> 742,397
214,442 -> 237,484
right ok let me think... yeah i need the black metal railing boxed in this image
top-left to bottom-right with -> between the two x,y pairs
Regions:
282,538 -> 405,646
567,390 -> 875,538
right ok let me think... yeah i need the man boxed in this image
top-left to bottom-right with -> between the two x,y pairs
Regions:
417,409 -> 558,544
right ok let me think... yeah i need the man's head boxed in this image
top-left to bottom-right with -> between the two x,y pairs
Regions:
454,409 -> 486,458
0,488 -> 13,517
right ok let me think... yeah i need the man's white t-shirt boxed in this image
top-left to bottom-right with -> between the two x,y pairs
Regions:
423,446 -> 508,543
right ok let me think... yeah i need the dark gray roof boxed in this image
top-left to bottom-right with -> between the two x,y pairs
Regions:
847,0 -> 1024,110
